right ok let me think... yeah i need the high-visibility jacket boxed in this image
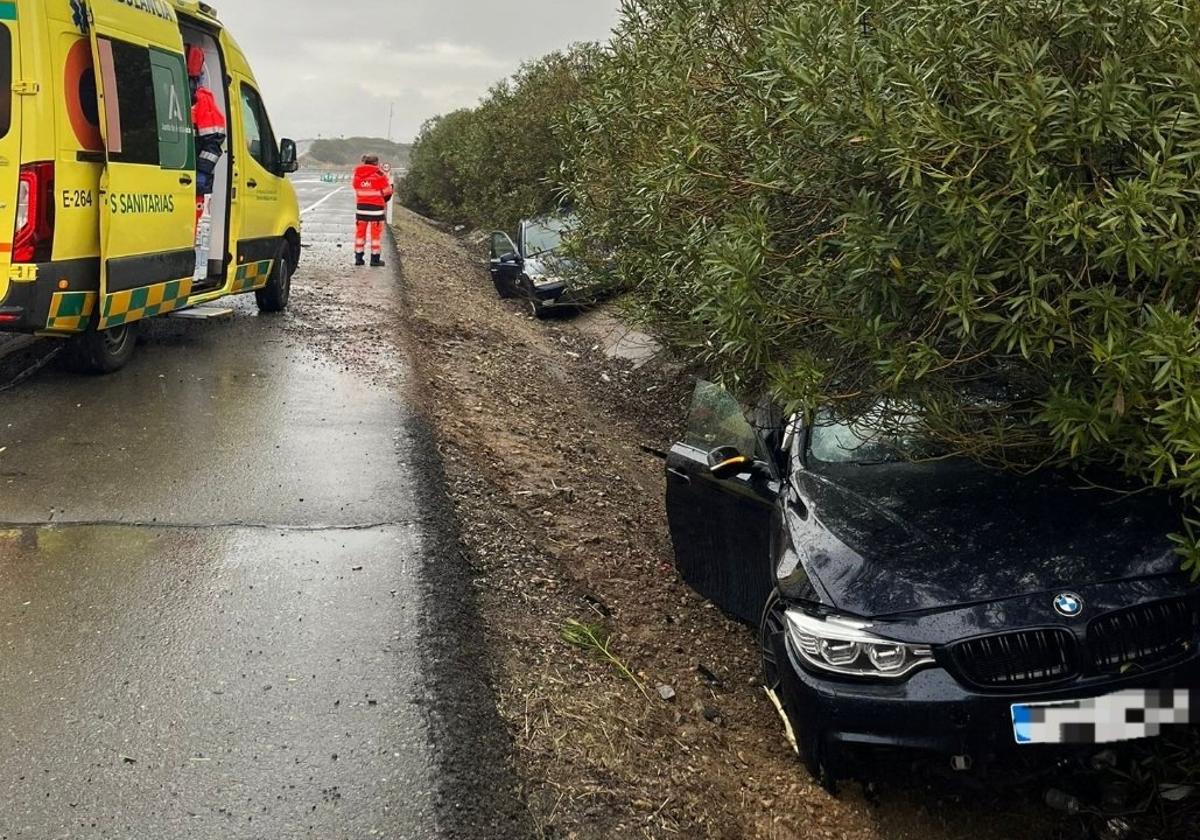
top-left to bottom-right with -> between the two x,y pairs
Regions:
353,164 -> 393,222
193,86 -> 226,193
187,46 -> 225,195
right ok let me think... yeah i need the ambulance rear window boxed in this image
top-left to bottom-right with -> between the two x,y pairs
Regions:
98,38 -> 158,165
96,38 -> 191,169
0,26 -> 11,139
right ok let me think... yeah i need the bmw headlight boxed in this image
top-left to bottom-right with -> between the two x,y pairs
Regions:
784,609 -> 934,679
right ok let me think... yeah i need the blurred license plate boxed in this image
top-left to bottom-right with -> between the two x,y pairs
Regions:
1012,689 -> 1194,745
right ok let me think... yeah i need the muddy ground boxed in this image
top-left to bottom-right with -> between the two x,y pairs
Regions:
287,205 -> 1196,839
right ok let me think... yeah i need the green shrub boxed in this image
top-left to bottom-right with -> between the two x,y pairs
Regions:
563,0 -> 1200,572
396,109 -> 477,222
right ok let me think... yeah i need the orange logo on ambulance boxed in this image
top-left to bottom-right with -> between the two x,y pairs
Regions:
65,39 -> 103,151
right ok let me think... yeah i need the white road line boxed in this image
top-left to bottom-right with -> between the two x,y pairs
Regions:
301,186 -> 346,216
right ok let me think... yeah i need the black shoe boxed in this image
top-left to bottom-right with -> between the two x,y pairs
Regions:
370,256 -> 385,267
354,253 -> 365,266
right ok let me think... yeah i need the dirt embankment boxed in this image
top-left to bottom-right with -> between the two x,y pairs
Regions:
387,207 -> 1074,840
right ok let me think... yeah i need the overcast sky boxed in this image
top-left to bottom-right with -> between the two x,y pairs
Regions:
217,1 -> 622,143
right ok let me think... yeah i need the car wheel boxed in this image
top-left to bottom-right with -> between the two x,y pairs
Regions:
64,321 -> 139,375
760,590 -> 834,789
522,278 -> 547,319
255,242 -> 294,313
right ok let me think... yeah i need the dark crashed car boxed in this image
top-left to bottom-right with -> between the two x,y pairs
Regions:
666,382 -> 1199,782
488,215 -> 579,319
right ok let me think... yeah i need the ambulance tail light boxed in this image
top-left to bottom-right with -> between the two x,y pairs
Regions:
13,161 -> 55,264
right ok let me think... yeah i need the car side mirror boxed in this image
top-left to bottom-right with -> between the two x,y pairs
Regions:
279,138 -> 299,174
500,252 -> 522,266
707,445 -> 768,481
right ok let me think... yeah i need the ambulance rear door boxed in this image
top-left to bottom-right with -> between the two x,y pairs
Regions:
87,0 -> 196,329
0,1 -> 21,319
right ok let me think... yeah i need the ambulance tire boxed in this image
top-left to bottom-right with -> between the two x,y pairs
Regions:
256,243 -> 294,313
65,322 -> 139,375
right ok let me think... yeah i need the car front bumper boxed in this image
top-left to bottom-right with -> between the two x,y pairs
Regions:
773,633 -> 1200,771
530,279 -> 571,305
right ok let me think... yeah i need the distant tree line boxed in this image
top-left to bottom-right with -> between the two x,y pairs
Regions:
398,47 -> 599,233
403,0 -> 1200,573
307,137 -> 411,168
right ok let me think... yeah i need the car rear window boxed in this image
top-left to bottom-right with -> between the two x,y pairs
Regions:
0,26 -> 12,139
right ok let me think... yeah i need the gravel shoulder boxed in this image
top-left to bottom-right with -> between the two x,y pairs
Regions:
389,207 -> 1068,840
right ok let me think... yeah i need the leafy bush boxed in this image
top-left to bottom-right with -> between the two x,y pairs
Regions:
562,0 -> 1200,571
396,109 -> 477,222
399,47 -> 599,232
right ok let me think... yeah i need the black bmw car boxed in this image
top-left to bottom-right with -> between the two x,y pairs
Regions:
666,382 -> 1199,782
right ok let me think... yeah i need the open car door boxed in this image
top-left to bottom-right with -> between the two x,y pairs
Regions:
88,0 -> 197,329
489,232 -> 521,297
665,382 -> 778,624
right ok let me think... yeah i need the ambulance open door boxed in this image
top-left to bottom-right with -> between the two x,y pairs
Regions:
87,0 -> 197,329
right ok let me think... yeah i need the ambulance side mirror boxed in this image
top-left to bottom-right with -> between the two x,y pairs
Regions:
279,139 -> 300,174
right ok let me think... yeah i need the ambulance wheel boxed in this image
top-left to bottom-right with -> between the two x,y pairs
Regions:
256,243 -> 294,313
65,322 -> 138,375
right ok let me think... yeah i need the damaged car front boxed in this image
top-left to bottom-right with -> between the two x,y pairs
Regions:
665,383 -> 1200,784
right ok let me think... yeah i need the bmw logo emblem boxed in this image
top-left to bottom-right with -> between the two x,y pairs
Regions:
1054,592 -> 1084,618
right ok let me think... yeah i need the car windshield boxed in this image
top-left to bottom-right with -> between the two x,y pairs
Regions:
808,404 -> 945,465
525,216 -> 575,257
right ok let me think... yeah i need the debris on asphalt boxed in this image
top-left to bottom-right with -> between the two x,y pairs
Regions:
656,684 -> 676,702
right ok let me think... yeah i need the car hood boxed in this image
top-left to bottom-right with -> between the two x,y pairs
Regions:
790,460 -> 1181,617
524,253 -> 575,281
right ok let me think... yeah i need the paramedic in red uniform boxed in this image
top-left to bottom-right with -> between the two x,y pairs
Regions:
353,154 -> 393,267
187,45 -> 226,220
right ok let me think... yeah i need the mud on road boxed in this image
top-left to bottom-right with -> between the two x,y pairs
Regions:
384,207 -> 1070,840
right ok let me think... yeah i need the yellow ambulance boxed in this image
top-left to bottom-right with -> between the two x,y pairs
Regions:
0,0 -> 301,372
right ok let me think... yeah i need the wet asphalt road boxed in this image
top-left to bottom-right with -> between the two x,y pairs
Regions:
0,179 -> 523,839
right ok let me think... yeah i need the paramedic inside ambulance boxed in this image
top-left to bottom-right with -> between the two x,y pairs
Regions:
188,44 -> 227,213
